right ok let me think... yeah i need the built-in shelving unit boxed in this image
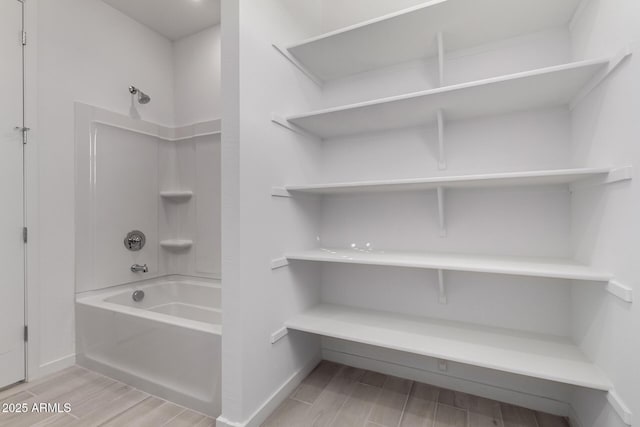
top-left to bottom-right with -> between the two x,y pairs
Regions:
274,167 -> 626,196
160,239 -> 193,250
285,304 -> 611,390
283,248 -> 611,282
271,0 -> 631,397
283,59 -> 609,139
280,0 -> 581,82
160,190 -> 194,201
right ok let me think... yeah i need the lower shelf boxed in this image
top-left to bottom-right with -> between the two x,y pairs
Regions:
285,304 -> 611,391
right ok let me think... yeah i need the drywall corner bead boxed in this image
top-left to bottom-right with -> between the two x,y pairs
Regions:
607,390 -> 633,425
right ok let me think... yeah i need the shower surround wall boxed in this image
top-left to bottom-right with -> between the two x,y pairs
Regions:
74,103 -> 221,293
222,1 -> 636,426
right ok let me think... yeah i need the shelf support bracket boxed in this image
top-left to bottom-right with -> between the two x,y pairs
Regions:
570,47 -> 632,110
271,187 -> 292,198
437,109 -> 446,170
607,280 -> 633,303
271,113 -> 322,142
271,257 -> 290,270
437,186 -> 447,237
272,44 -> 324,87
436,31 -> 445,87
438,269 -> 447,304
570,166 -> 633,192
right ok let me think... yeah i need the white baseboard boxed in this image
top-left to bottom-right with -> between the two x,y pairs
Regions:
216,416 -> 244,427
217,354 -> 321,427
323,348 -> 570,417
34,354 -> 76,380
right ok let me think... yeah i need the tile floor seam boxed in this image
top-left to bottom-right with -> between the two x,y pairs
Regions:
93,393 -> 151,426
326,376 -> 363,427
362,383 -> 383,427
288,396 -> 313,406
159,408 -> 187,426
432,400 -> 441,427
496,402 -> 504,427
394,380 -> 412,427
430,388 -> 441,427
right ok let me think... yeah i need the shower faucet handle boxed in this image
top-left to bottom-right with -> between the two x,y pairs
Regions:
124,230 -> 146,251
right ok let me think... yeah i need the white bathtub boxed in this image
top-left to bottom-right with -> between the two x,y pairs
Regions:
75,276 -> 221,417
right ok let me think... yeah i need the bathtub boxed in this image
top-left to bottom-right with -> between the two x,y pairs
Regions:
75,275 -> 221,417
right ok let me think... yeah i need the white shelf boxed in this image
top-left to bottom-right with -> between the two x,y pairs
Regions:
284,0 -> 581,81
284,248 -> 611,282
160,239 -> 193,250
160,190 -> 194,201
285,304 -> 611,390
278,168 -> 614,195
286,59 -> 609,139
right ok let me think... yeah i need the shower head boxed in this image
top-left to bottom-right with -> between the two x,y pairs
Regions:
129,86 -> 151,104
138,91 -> 151,104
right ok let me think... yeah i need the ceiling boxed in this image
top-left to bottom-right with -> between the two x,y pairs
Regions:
102,0 -> 221,41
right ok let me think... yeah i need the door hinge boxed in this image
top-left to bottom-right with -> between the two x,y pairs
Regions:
24,325 -> 28,342
23,227 -> 28,243
22,31 -> 27,46
15,127 -> 30,144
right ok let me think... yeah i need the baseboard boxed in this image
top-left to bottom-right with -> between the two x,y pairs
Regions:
216,416 -> 244,427
323,348 -> 570,417
217,354 -> 321,427
34,353 -> 76,380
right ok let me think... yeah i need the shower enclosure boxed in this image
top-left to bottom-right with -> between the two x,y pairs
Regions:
73,102 -> 222,416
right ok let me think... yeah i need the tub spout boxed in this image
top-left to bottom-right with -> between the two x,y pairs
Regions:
131,264 -> 148,273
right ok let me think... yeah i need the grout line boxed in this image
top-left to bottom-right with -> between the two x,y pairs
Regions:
395,380 -> 413,427
159,408 -> 187,426
363,382 -> 383,426
431,388 -> 441,427
496,402 -> 505,427
93,393 -> 151,426
289,396 -> 313,406
325,374 -> 357,426
534,411 -> 541,427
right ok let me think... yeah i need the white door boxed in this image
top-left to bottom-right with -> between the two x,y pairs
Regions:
0,0 -> 26,388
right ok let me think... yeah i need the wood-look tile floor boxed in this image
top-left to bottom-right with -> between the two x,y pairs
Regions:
0,366 -> 216,427
263,361 -> 570,427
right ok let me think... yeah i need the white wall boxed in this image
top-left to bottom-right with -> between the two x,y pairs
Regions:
220,0 -> 325,424
569,0 -> 640,425
171,26 -> 223,278
173,25 -> 222,126
159,133 -> 222,278
36,0 -> 175,375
